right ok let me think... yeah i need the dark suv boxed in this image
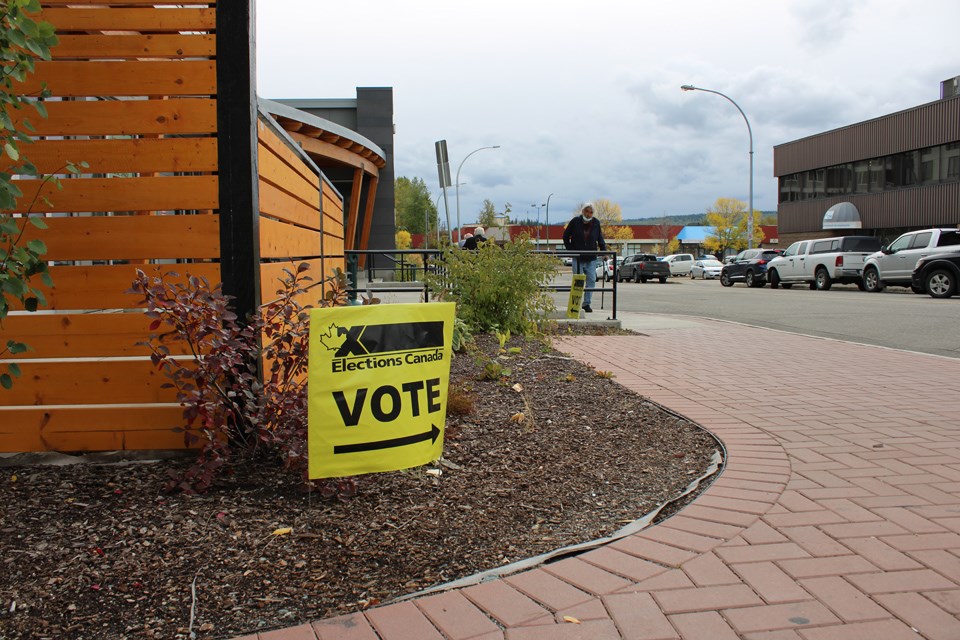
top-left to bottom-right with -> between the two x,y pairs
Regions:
720,249 -> 783,288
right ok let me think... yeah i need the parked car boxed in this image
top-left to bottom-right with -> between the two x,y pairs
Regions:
720,249 -> 783,287
765,235 -> 881,290
863,228 -> 960,292
661,253 -> 695,276
594,256 -> 623,281
561,256 -> 573,266
618,254 -> 670,283
690,259 -> 724,279
911,252 -> 960,298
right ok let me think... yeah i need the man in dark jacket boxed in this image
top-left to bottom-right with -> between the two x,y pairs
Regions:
562,203 -> 606,312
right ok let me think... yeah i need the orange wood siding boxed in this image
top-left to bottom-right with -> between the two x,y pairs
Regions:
256,118 -> 344,307
0,3 -> 219,453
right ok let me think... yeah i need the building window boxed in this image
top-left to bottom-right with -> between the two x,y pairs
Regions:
779,142 -> 960,203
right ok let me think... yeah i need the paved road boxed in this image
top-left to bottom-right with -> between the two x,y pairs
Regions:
552,273 -> 960,359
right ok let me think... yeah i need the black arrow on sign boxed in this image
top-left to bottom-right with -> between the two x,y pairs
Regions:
334,424 -> 441,455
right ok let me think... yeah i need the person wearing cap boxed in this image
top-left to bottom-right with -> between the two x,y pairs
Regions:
462,226 -> 487,250
562,203 -> 606,313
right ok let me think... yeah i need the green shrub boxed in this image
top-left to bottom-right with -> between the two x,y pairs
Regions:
426,235 -> 559,335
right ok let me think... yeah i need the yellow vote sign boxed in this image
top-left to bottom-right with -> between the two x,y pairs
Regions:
307,302 -> 455,479
567,273 -> 586,318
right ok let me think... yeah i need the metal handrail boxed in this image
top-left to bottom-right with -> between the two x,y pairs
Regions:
344,248 -> 619,319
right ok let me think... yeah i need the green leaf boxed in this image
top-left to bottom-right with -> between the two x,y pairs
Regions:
7,363 -> 21,378
28,216 -> 47,229
7,340 -> 29,355
26,238 -> 46,254
32,100 -> 46,118
3,142 -> 19,161
40,271 -> 53,287
1,373 -> 12,390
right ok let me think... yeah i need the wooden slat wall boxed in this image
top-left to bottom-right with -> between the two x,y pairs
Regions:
256,118 -> 344,307
0,3 -> 220,452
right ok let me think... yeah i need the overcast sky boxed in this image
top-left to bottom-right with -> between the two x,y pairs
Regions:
256,0 -> 959,226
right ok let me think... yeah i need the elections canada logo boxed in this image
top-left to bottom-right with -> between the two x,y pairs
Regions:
318,320 -> 446,373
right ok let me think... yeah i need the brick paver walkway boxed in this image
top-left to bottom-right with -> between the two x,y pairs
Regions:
240,315 -> 960,639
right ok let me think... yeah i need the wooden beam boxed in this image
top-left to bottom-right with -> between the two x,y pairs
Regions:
289,132 -> 379,177
345,167 -> 363,251
357,175 -> 379,268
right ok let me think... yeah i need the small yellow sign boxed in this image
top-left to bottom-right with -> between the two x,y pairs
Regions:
307,303 -> 455,479
567,273 -> 586,318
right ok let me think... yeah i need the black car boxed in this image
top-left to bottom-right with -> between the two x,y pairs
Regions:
720,249 -> 783,288
911,252 -> 960,298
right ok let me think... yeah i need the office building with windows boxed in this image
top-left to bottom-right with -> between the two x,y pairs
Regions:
774,77 -> 960,245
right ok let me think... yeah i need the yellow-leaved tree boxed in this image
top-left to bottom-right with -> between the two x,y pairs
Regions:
592,198 -> 622,225
605,225 -> 634,256
703,197 -> 764,258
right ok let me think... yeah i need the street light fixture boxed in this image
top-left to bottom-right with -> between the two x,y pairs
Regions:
531,202 -> 545,250
455,145 -> 500,239
681,84 -> 754,248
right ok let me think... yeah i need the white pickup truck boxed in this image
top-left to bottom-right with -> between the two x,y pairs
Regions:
862,228 -> 960,293
766,235 -> 882,290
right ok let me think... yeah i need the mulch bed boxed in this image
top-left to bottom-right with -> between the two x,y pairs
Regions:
0,328 -> 721,639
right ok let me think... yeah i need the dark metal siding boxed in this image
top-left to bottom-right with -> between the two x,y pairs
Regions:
778,182 -> 960,233
774,96 -> 960,176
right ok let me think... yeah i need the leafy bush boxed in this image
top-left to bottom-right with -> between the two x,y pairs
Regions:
0,0 -> 62,389
129,265 -> 356,495
426,235 -> 559,335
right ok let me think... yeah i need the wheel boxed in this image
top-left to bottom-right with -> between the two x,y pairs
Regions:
633,270 -> 641,283
856,280 -> 866,291
925,269 -> 956,299
690,272 -> 695,279
640,277 -> 648,283
910,284 -> 924,294
862,266 -> 884,293
769,269 -> 780,289
781,283 -> 793,289
720,271 -> 733,287
745,270 -> 755,287
659,277 -> 667,283
815,267 -> 832,291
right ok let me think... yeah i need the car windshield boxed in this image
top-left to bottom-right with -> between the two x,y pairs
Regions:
701,259 -> 723,267
760,251 -> 781,260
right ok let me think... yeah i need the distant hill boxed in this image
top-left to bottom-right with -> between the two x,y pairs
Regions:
623,213 -> 705,225
624,212 -> 777,226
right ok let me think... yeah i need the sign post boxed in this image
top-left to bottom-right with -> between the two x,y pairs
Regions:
308,303 -> 456,478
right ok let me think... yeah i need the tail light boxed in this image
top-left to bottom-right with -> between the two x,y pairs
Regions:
835,256 -> 844,267
757,260 -> 768,265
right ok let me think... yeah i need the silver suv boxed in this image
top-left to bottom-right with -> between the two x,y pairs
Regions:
863,228 -> 960,292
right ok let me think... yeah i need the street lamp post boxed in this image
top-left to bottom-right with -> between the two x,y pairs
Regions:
455,145 -> 500,239
545,193 -> 554,252
681,84 -> 754,248
531,203 -> 545,250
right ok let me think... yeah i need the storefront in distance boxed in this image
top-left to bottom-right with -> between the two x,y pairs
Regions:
774,77 -> 960,246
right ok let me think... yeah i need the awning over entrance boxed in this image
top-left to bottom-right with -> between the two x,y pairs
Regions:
823,202 -> 862,229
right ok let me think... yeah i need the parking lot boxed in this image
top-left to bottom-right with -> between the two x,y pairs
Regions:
551,271 -> 960,359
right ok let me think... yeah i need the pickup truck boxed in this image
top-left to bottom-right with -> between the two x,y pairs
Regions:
766,235 -> 882,291
862,228 -> 960,293
617,253 -> 671,283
